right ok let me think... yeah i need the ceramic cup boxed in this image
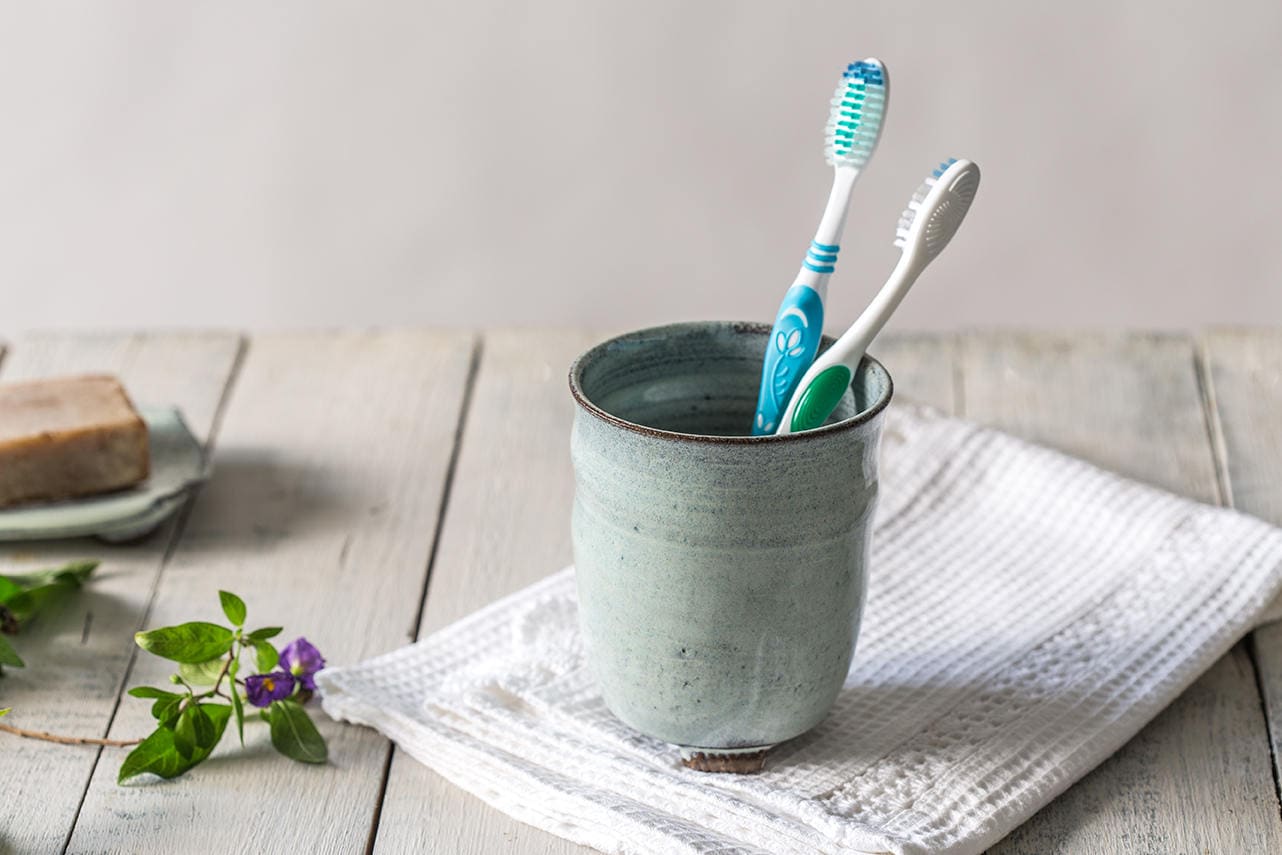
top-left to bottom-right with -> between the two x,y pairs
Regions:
568,321 -> 893,772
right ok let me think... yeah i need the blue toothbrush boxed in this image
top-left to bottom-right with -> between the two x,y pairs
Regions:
751,59 -> 889,435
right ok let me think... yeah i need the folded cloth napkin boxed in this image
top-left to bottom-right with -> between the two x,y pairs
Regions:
318,405 -> 1282,855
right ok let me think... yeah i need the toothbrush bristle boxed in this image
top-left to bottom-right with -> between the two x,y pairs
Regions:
825,60 -> 887,168
894,158 -> 980,257
894,159 -> 957,246
931,157 -> 958,178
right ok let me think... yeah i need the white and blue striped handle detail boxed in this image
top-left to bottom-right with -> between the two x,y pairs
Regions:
802,239 -> 839,274
752,247 -> 833,435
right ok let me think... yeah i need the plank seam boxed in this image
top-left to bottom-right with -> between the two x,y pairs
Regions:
58,333 -> 250,855
406,332 -> 484,644
365,332 -> 485,855
1250,630 -> 1282,828
1194,336 -> 1235,508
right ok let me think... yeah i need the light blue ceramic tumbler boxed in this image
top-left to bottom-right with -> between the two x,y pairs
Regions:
568,321 -> 892,773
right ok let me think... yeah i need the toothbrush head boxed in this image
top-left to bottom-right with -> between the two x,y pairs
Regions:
824,58 -> 888,169
894,157 -> 981,261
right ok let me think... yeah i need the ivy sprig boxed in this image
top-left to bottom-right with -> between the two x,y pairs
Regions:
0,573 -> 329,782
120,590 -> 327,783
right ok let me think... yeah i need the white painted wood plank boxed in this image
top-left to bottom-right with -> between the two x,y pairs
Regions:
63,330 -> 475,854
965,332 -> 1282,854
373,329 -> 599,855
874,331 -> 958,414
0,331 -> 243,854
1200,328 -> 1282,797
1201,329 -> 1282,527
417,330 -> 599,636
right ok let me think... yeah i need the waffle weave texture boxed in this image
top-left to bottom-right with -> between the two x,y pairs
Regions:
318,405 -> 1282,855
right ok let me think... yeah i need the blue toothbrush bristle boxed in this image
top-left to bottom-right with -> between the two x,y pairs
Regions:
825,59 -> 887,167
844,61 -> 885,85
931,157 -> 958,179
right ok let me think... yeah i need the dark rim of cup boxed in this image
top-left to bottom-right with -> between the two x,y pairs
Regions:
567,321 -> 894,444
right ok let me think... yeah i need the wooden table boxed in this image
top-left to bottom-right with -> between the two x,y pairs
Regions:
2,329 -> 1281,854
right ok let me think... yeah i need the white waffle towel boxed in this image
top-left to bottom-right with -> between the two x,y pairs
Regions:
318,406 -> 1282,855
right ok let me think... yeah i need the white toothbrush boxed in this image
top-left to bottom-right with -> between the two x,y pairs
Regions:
750,59 -> 889,435
777,157 -> 981,434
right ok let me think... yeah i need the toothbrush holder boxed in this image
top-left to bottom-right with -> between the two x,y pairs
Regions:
568,321 -> 892,772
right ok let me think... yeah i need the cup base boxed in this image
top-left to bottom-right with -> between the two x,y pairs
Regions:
678,744 -> 773,774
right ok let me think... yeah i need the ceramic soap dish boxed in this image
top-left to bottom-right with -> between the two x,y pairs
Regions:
0,406 -> 208,543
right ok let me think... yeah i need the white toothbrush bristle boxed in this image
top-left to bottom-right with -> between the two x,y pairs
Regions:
824,59 -> 888,169
894,158 -> 980,258
894,180 -> 936,248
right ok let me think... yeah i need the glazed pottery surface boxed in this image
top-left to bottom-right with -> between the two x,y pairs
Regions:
568,322 -> 892,760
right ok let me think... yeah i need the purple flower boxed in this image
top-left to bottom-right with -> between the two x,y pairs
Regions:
280,637 -> 326,691
245,671 -> 295,707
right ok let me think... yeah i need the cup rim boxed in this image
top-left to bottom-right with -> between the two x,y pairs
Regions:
567,321 -> 894,445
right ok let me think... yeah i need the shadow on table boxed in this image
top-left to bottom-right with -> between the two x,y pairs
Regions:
174,449 -> 373,553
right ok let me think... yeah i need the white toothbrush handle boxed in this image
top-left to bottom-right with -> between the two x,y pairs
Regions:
829,251 -> 923,367
815,169 -> 860,254
776,252 -> 924,434
793,167 -> 862,296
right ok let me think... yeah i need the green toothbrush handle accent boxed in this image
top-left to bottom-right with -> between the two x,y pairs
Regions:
789,365 -> 853,433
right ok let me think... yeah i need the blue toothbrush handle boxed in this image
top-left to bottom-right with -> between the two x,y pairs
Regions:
752,284 -> 825,435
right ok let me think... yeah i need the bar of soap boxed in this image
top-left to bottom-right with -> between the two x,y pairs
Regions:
0,375 -> 150,508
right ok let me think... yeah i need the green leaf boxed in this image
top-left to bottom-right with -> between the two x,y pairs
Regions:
5,560 -> 98,588
267,699 -> 327,764
172,701 -> 227,761
218,591 -> 246,627
5,584 -> 70,623
204,702 -> 233,734
253,640 -> 279,673
152,695 -> 183,726
0,707 -> 10,717
173,706 -> 196,759
189,703 -> 216,750
0,633 -> 23,668
2,589 -> 39,622
128,686 -> 185,723
119,726 -> 184,783
230,688 -> 245,746
117,705 -> 231,783
178,657 -> 226,686
246,626 -> 282,641
0,575 -> 21,603
135,622 -> 234,664
2,561 -> 99,621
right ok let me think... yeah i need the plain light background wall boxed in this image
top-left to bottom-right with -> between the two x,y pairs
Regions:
1,1 -> 1280,336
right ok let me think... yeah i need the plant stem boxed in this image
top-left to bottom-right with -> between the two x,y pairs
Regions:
194,645 -> 238,702
0,720 -> 140,747
211,644 -> 236,695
